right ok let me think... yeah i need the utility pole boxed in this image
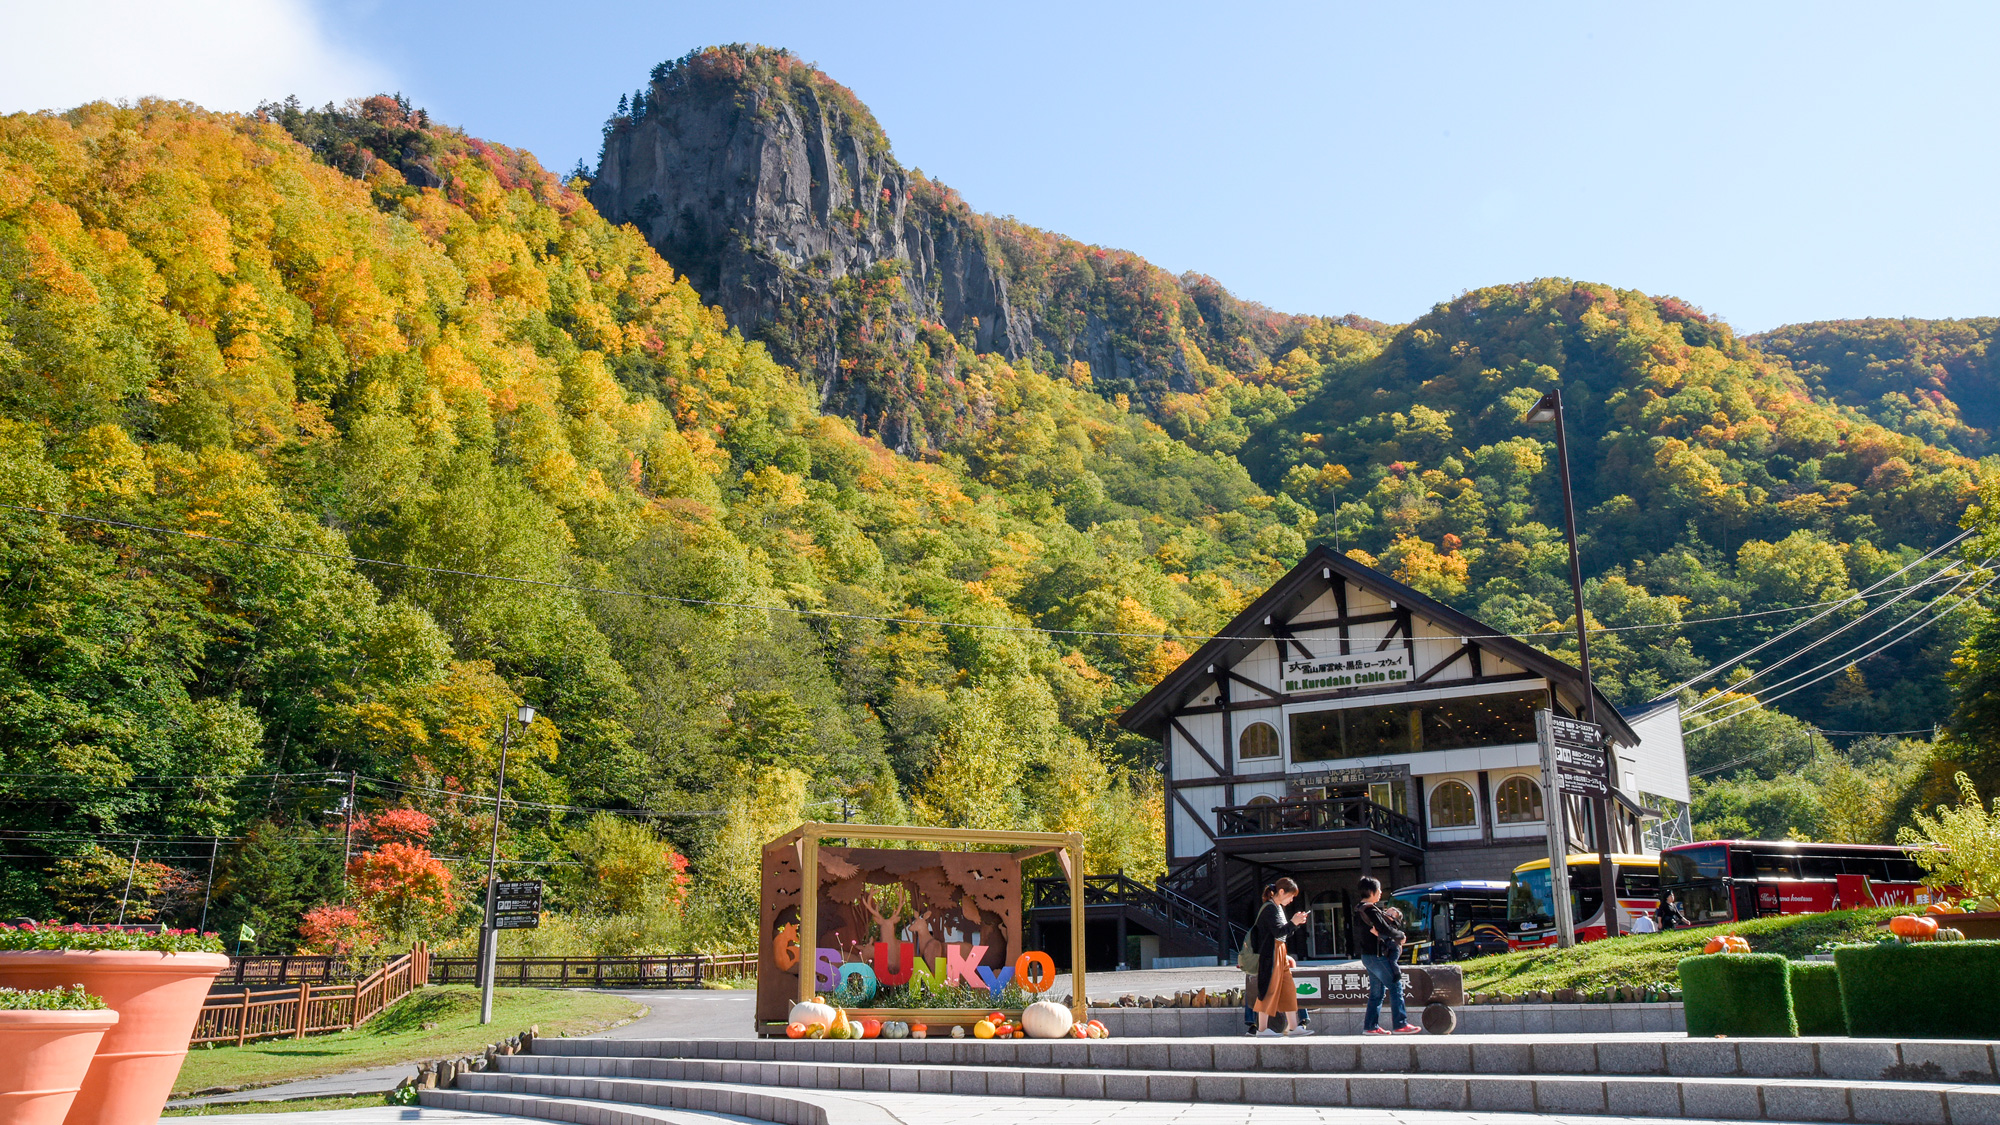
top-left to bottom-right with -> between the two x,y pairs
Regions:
1527,388 -> 1621,940
198,836 -> 219,934
480,705 -> 535,1025
341,770 -> 357,898
115,838 -> 141,926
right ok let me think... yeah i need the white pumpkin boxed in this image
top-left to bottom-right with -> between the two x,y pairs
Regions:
787,1000 -> 838,1030
1021,999 -> 1074,1039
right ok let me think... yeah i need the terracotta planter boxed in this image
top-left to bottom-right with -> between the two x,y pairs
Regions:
0,1008 -> 119,1125
0,951 -> 228,1125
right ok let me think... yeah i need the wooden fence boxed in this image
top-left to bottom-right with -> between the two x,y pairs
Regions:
427,952 -> 754,989
193,944 -> 431,1047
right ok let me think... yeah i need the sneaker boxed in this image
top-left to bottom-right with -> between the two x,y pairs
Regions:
1391,1023 -> 1424,1034
1362,1026 -> 1390,1035
1285,1027 -> 1315,1036
1255,1028 -> 1283,1038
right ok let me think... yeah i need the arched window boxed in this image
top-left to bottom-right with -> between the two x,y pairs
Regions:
1429,781 -> 1477,828
1495,776 -> 1544,824
1239,721 -> 1279,760
1247,794 -> 1278,807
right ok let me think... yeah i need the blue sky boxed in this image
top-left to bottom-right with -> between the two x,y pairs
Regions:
9,0 -> 2000,332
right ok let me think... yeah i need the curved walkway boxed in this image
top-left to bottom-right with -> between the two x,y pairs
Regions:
162,989 -> 757,1113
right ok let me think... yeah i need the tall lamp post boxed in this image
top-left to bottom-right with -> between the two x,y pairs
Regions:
1524,389 -> 1621,940
479,703 -> 535,1026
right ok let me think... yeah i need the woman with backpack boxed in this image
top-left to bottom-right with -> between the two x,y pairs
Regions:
1248,877 -> 1313,1037
1356,876 -> 1422,1034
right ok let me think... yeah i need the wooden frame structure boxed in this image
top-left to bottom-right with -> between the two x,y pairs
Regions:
768,822 -> 1087,1030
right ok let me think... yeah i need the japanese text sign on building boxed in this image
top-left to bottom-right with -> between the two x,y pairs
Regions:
1546,715 -> 1607,798
1282,649 -> 1412,693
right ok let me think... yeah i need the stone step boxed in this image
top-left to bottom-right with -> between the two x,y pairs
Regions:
422,1076 -> 897,1125
452,1062 -> 2000,1125
527,1035 -> 2000,1085
1097,1001 -> 1686,1036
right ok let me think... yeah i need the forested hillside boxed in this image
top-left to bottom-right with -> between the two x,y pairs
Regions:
0,96 -> 1303,946
1,70 -> 1995,953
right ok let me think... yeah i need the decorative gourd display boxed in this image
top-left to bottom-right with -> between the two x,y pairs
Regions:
910,1022 -> 927,1039
1021,1000 -> 1074,1039
1888,915 -> 1938,940
829,1008 -> 854,1038
880,1021 -> 909,1039
1927,902 -> 1965,915
788,1000 -> 837,1030
1702,934 -> 1751,954
1936,927 -> 1967,942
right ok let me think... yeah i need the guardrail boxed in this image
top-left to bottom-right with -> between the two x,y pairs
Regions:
193,944 -> 430,1046
428,952 -> 755,989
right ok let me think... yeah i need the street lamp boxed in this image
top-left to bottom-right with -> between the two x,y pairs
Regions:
1524,389 -> 1621,940
479,704 -> 535,1025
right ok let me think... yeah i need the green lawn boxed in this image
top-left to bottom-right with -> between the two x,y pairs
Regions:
163,1093 -> 393,1117
172,986 -> 645,1096
1459,906 -> 1901,995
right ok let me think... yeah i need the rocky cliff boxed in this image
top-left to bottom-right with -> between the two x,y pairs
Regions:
593,46 -> 1332,451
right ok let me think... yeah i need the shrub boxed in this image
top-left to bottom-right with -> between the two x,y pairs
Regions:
0,923 -> 224,953
0,985 -> 105,1010
1787,961 -> 1845,1036
1677,953 -> 1797,1037
1834,940 -> 2000,1039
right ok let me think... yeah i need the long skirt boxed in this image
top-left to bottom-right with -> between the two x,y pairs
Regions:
1252,951 -> 1297,1016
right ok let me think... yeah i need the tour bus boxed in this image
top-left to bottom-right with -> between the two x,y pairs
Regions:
1657,840 -> 1947,925
1505,854 -> 1661,948
1386,880 -> 1514,963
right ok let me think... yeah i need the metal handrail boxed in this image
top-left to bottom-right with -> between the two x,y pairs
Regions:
1212,795 -> 1422,846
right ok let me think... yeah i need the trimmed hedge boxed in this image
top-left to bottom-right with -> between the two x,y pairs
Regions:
1834,940 -> 2000,1039
1678,953 -> 1797,1037
1787,961 -> 1845,1036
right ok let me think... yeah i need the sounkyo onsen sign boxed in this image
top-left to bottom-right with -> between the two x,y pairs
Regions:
1283,650 -> 1412,692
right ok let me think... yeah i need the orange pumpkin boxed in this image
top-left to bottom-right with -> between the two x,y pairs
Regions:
785,1022 -> 806,1039
1889,914 -> 1928,937
1703,934 -> 1750,954
910,1022 -> 928,1039
859,1018 -> 882,1039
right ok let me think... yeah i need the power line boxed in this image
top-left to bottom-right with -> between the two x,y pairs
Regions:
1682,574 -> 1994,738
1684,563 -> 1988,721
1651,528 -> 1973,703
1681,556 -> 1990,720
0,502 -> 1974,648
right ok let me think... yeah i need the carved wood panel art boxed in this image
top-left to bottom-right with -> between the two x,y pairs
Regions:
756,842 -> 1023,1024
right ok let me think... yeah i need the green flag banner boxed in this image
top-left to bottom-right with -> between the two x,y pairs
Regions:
238,923 -> 256,943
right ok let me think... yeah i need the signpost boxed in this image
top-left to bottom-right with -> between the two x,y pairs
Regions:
493,880 -> 542,931
1536,710 -> 1607,948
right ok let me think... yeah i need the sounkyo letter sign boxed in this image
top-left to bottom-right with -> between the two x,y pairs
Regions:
1283,650 -> 1412,692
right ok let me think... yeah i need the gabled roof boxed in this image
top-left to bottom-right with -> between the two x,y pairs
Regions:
1117,544 -> 1639,746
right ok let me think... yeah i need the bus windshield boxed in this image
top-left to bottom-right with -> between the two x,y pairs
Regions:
1507,866 -> 1604,926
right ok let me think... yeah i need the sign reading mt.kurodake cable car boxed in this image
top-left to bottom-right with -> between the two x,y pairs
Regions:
1547,716 -> 1608,798
1282,650 -> 1412,692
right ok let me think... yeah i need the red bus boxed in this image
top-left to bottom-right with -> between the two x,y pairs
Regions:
1658,840 -> 1949,925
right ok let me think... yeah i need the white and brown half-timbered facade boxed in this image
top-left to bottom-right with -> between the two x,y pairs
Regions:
1115,545 -> 1690,961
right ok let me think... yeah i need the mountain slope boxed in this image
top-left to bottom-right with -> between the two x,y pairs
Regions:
591,46 -> 1350,453
2,95 -> 1313,931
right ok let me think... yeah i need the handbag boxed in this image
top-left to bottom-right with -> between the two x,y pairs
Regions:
1236,943 -> 1259,976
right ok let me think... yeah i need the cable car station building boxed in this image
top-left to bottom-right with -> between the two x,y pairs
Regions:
1070,545 -> 1691,965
